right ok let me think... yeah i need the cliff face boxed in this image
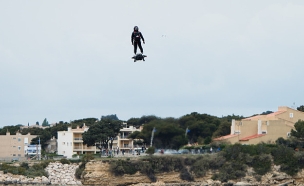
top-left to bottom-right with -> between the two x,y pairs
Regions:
82,160 -> 304,186
82,161 -> 180,186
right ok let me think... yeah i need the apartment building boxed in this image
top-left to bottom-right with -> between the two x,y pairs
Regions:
112,123 -> 142,153
0,130 -> 38,160
214,106 -> 304,145
57,124 -> 97,158
57,123 -> 142,158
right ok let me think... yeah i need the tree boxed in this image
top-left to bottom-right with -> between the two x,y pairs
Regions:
128,131 -> 145,139
70,118 -> 98,128
31,130 -> 52,149
42,118 -> 49,127
212,121 -> 231,138
291,120 -> 304,140
45,122 -> 68,139
139,119 -> 187,149
0,125 -> 22,135
261,111 -> 273,115
138,115 -> 159,125
21,127 -> 44,135
297,105 -> 304,112
127,118 -> 141,128
101,114 -> 119,121
82,119 -> 123,151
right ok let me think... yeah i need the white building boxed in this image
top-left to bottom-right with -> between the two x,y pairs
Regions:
113,124 -> 142,153
57,124 -> 97,158
57,123 -> 142,158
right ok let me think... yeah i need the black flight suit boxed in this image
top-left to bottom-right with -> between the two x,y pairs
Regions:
131,31 -> 145,55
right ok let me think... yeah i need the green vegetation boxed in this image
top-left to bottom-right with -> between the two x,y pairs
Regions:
60,158 -> 71,164
82,118 -> 123,150
145,146 -> 155,155
0,161 -> 52,178
0,112 -> 245,151
75,154 -> 95,179
108,142 -> 304,182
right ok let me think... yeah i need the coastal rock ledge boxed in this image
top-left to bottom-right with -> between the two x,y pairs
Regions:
83,160 -> 304,186
0,162 -> 82,185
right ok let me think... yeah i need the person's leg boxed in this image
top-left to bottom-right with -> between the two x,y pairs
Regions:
138,41 -> 143,53
134,42 -> 138,55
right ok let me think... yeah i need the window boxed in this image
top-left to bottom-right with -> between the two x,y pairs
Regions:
24,138 -> 28,145
290,113 -> 294,118
234,131 -> 240,134
18,146 -> 21,151
287,132 -> 291,137
262,131 -> 267,134
13,154 -> 16,156
63,142 -> 65,145
18,138 -> 21,142
18,154 -> 21,157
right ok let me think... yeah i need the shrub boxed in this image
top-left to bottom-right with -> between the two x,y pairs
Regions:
222,143 -> 243,161
180,168 -> 194,181
213,161 -> 246,182
60,158 -> 70,164
295,151 -> 304,169
75,162 -> 86,179
145,147 -> 155,155
208,154 -> 226,170
139,163 -> 156,182
271,145 -> 294,165
251,154 -> 271,175
190,156 -> 209,177
184,156 -> 196,166
0,162 -> 49,178
20,162 -> 29,169
81,154 -> 94,163
110,159 -> 134,176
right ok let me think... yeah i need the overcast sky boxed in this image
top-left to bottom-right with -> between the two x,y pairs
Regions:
1,1 -> 304,127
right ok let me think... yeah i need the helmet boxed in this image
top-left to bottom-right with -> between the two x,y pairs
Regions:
134,26 -> 138,31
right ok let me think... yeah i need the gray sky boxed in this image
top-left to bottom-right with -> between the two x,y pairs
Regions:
1,1 -> 304,127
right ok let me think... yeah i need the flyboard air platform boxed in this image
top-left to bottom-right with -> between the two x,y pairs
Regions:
132,53 -> 147,62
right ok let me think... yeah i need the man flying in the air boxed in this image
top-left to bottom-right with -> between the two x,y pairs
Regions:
131,26 -> 145,55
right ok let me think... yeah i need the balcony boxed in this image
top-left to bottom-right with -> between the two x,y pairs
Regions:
120,136 -> 128,139
73,138 -> 83,142
73,146 -> 96,152
73,146 -> 82,151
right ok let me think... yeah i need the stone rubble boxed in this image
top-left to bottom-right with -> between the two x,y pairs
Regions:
0,162 -> 82,185
46,162 -> 82,185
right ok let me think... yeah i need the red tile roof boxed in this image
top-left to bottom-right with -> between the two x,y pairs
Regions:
239,134 -> 266,141
244,110 -> 286,121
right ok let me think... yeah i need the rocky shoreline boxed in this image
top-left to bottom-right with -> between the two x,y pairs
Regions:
83,160 -> 304,186
0,160 -> 304,185
0,162 -> 82,185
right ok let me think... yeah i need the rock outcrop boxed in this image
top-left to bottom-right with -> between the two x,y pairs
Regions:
46,162 -> 82,185
82,160 -> 304,186
0,162 -> 82,185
